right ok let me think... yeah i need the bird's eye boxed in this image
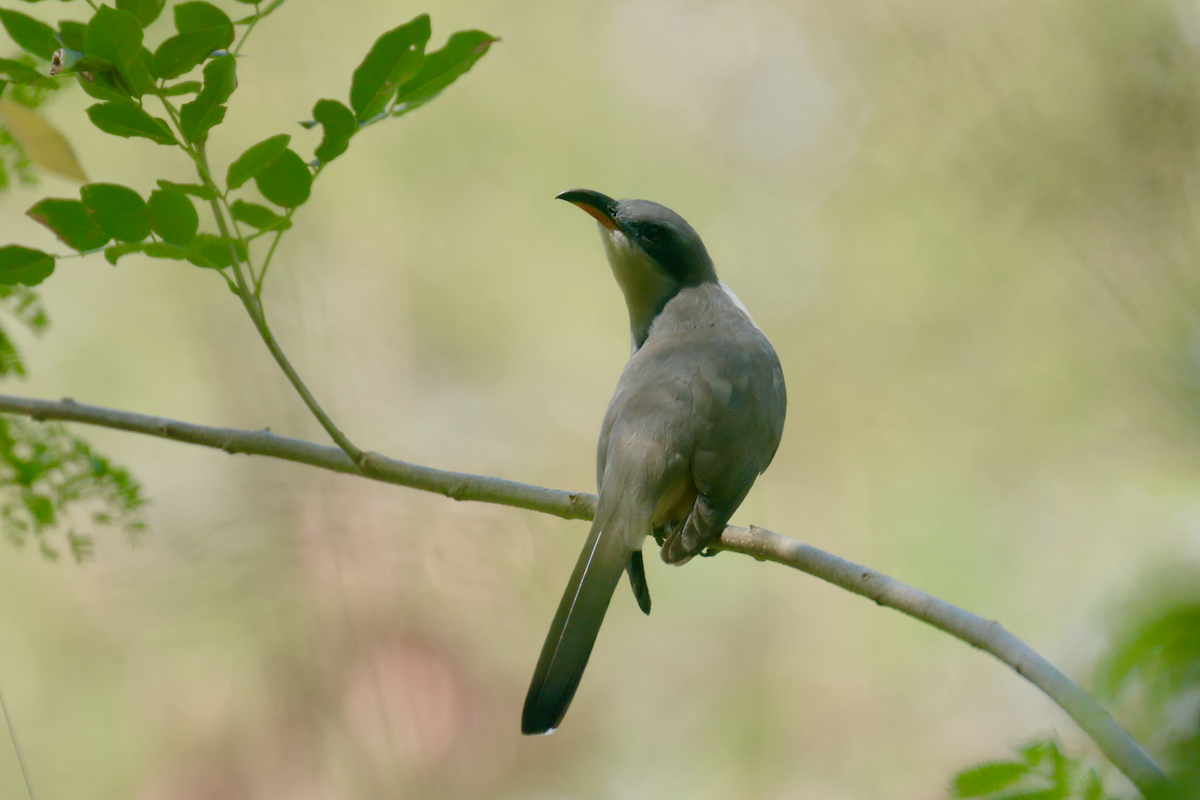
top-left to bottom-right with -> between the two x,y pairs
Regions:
643,224 -> 664,242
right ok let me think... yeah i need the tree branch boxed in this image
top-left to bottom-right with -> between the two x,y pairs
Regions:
0,393 -> 1171,797
714,528 -> 1172,797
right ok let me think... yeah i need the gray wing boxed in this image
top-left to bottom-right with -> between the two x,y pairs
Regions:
663,327 -> 786,562
597,317 -> 785,564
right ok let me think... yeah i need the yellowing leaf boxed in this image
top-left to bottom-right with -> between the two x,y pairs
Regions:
0,99 -> 86,182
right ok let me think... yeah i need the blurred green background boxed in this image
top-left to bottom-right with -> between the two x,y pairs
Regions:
2,0 -> 1200,797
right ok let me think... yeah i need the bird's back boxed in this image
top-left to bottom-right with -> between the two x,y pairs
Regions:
596,283 -> 786,552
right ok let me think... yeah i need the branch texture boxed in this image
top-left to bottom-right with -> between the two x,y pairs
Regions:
715,528 -> 1171,797
0,393 -> 1170,797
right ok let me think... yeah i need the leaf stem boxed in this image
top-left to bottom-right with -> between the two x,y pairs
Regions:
155,76 -> 365,467
255,226 -> 286,296
253,165 -> 311,297
232,0 -> 287,58
191,145 -> 365,466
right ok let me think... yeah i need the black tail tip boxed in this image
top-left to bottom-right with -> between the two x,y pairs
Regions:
626,550 -> 652,615
521,719 -> 557,736
521,703 -> 561,735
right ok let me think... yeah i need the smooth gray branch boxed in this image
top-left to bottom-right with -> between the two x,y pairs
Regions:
0,393 -> 1170,797
716,528 -> 1172,797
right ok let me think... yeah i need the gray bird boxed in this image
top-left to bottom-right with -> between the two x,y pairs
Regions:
521,190 -> 787,735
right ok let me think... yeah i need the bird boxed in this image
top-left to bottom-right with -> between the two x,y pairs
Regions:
521,189 -> 787,735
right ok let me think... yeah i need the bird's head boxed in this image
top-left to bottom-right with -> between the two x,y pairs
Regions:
558,189 -> 717,349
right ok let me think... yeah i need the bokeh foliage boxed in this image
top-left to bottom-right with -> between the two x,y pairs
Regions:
1097,569 -> 1200,797
952,737 -> 1115,800
0,0 -> 494,566
0,0 -> 146,562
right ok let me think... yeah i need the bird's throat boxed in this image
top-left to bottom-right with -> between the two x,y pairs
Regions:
600,227 -> 679,351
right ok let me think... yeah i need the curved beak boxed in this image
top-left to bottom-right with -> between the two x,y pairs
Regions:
557,189 -> 620,231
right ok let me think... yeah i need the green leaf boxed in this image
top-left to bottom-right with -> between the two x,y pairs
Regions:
951,761 -> 1029,798
311,98 -> 355,164
0,9 -> 59,61
174,2 -> 233,49
152,28 -> 227,80
77,72 -> 134,104
117,0 -> 165,28
133,44 -> 156,86
146,189 -> 198,245
26,198 -> 109,251
0,246 -> 53,286
156,179 -> 215,200
226,133 -> 289,189
189,233 -> 245,268
103,241 -> 144,264
254,148 -> 310,208
84,7 -> 148,97
86,102 -> 175,144
179,54 -> 234,143
349,14 -> 430,120
144,242 -> 193,261
230,199 -> 290,231
56,21 -> 86,53
104,241 -> 194,265
0,58 -> 41,84
395,29 -> 496,113
109,242 -> 188,264
0,99 -> 87,181
158,80 -> 200,96
80,183 -> 151,243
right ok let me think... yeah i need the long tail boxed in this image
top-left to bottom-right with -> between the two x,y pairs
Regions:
522,514 -> 629,734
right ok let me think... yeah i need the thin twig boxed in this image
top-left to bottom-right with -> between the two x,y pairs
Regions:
255,202 -> 302,297
154,99 -> 362,464
0,392 -> 1172,797
189,147 -> 366,466
0,682 -> 35,800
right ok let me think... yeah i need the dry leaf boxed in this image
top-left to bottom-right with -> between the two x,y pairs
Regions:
0,99 -> 87,182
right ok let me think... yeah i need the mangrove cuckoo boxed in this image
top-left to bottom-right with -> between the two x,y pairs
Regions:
521,190 -> 787,735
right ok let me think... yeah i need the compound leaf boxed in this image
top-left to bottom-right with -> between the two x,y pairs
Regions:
153,27 -> 227,80
179,53 -> 234,143
226,133 -> 289,189
311,98 -> 355,164
85,102 -> 175,144
0,246 -> 53,286
394,29 -> 495,113
0,9 -> 58,61
146,189 -> 198,246
230,199 -> 290,231
254,147 -> 310,208
349,14 -> 429,120
117,0 -> 166,29
80,182 -> 151,243
26,198 -> 109,251
156,178 -> 216,200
